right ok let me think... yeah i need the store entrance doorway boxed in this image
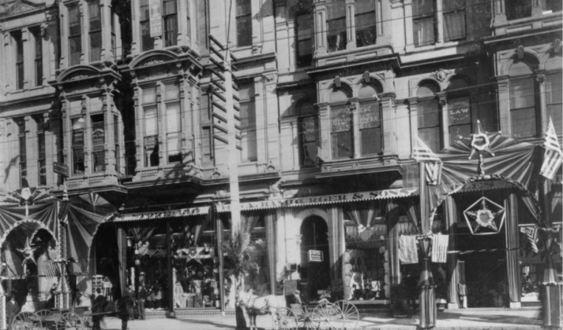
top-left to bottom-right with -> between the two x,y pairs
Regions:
458,229 -> 508,308
299,216 -> 331,303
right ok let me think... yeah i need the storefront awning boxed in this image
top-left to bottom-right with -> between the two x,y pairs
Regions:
114,187 -> 419,222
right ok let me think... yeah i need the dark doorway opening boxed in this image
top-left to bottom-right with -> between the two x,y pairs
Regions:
299,216 -> 331,303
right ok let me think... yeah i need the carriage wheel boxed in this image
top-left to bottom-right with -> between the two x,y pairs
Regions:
274,307 -> 298,330
80,315 -> 93,330
334,300 -> 359,329
301,312 -> 318,330
34,310 -> 57,330
312,303 -> 344,329
56,312 -> 83,330
12,311 -> 42,330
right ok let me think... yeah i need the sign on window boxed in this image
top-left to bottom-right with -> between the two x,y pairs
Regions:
331,108 -> 351,132
360,103 -> 380,129
308,250 -> 324,262
149,0 -> 162,37
448,97 -> 470,125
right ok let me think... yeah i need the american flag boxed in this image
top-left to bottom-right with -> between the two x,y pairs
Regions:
540,118 -> 562,180
414,136 -> 442,185
520,226 -> 538,253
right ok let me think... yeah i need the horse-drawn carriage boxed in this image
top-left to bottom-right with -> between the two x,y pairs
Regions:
237,290 -> 360,330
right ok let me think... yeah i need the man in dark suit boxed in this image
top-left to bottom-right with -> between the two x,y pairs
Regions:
137,282 -> 147,320
118,288 -> 135,330
92,289 -> 107,330
7,295 -> 20,330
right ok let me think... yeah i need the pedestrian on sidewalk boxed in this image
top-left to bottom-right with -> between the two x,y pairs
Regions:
118,288 -> 135,330
92,289 -> 107,330
138,282 -> 147,320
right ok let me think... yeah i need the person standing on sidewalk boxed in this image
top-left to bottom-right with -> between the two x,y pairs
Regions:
92,289 -> 107,330
138,282 -> 147,320
118,288 -> 135,330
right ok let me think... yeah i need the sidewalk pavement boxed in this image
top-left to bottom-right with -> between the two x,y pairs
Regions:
99,308 -> 545,330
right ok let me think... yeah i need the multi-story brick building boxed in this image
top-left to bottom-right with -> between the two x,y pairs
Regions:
0,0 -> 560,321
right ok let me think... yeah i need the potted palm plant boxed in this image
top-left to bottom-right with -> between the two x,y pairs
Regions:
222,229 -> 259,330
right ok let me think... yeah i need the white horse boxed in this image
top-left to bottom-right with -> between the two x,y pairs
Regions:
236,290 -> 289,330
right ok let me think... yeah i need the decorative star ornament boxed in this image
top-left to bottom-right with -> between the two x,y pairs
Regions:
463,197 -> 506,235
468,121 -> 495,160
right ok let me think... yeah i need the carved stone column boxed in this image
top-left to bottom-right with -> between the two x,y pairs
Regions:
313,1 -> 328,56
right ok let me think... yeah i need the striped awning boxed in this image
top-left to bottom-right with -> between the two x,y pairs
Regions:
115,187 -> 419,222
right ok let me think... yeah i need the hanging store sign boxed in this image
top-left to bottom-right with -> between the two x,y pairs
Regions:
359,103 -> 380,129
149,0 -> 162,37
448,97 -> 470,125
331,108 -> 351,132
308,250 -> 324,262
116,187 -> 419,222
53,162 -> 69,177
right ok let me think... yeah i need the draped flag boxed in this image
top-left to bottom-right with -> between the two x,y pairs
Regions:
540,118 -> 562,180
414,136 -> 442,185
520,226 -> 539,253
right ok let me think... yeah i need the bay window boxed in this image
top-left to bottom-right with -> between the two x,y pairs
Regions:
417,82 -> 441,152
239,82 -> 257,162
72,118 -> 85,174
91,114 -> 105,172
298,102 -> 318,167
89,0 -> 102,61
163,0 -> 178,47
143,85 -> 159,167
443,0 -> 465,42
296,13 -> 313,67
165,83 -> 181,164
35,116 -> 46,186
412,0 -> 435,47
140,0 -> 153,51
69,4 -> 82,65
14,31 -> 24,90
355,0 -> 376,47
236,0 -> 252,47
327,0 -> 346,52
331,105 -> 353,159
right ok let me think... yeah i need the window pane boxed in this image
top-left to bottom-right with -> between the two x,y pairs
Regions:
296,14 -> 313,67
361,127 -> 382,155
236,0 -> 251,16
143,86 -> 156,103
419,127 -> 440,152
202,127 -> 213,166
141,21 -> 153,51
140,0 -> 150,20
166,102 -> 181,133
444,11 -> 465,41
449,124 -> 471,144
356,13 -> 377,47
546,73 -> 562,106
89,1 -> 101,31
237,15 -> 252,46
165,83 -> 180,100
163,0 -> 177,14
302,116 -> 317,143
418,99 -> 439,128
301,116 -> 318,165
327,17 -> 346,52
303,141 -> 318,167
92,151 -> 105,172
547,104 -> 562,135
443,0 -> 464,11
356,0 -> 375,14
332,131 -> 352,159
92,115 -> 105,148
145,106 -> 158,135
167,132 -> 181,163
511,108 -> 536,138
546,0 -> 562,12
506,0 -> 532,20
90,31 -> 102,61
240,100 -> 257,162
359,102 -> 380,129
413,0 -> 434,16
165,15 -> 178,46
414,17 -> 435,46
331,107 -> 351,132
510,78 -> 535,109
448,97 -> 471,125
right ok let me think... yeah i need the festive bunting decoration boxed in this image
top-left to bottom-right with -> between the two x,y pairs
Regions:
520,226 -> 539,253
463,197 -> 506,235
540,118 -> 562,180
414,136 -> 442,185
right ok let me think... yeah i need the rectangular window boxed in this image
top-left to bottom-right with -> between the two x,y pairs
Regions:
236,0 -> 252,47
239,82 -> 257,162
202,126 -> 213,167
111,10 -> 117,58
413,0 -> 435,47
418,99 -> 441,152
359,102 -> 382,155
331,106 -> 352,159
14,32 -> 24,90
355,0 -> 376,47
186,0 -> 191,42
506,0 -> 532,20
546,73 -> 562,135
91,114 -> 105,172
443,0 -> 465,42
72,118 -> 85,174
69,5 -> 82,65
296,14 -> 313,67
144,106 -> 159,167
510,78 -> 537,138
36,117 -> 46,186
33,29 -> 43,87
546,0 -> 562,12
448,97 -> 471,144
140,0 -> 154,51
301,116 -> 318,167
114,115 -> 120,172
166,102 -> 182,164
327,0 -> 346,52
89,0 -> 102,61
16,119 -> 27,187
163,0 -> 178,47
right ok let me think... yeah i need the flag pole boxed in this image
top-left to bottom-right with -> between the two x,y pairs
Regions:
419,162 -> 436,329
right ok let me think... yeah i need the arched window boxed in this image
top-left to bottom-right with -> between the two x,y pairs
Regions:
298,101 -> 318,167
330,88 -> 353,159
509,60 -> 537,138
417,81 -> 441,152
358,84 -> 382,155
296,13 -> 313,67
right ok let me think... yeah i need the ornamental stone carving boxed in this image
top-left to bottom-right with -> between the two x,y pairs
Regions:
432,69 -> 454,82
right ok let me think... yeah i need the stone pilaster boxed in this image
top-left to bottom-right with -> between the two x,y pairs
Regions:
345,0 -> 355,50
536,73 -> 547,135
313,1 -> 327,56
318,103 -> 330,162
407,97 -> 418,158
496,76 -> 510,137
380,92 -> 397,155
